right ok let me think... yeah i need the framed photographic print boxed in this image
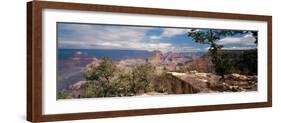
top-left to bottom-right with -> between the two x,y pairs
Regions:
27,1 -> 272,122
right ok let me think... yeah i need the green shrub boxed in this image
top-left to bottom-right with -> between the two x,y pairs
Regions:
58,90 -> 71,99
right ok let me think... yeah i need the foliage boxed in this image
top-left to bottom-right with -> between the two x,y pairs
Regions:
83,57 -> 117,82
130,63 -> 156,94
83,57 -> 120,97
114,72 -> 133,96
188,29 -> 257,78
233,49 -> 257,75
153,71 -> 169,93
83,57 -> 163,97
85,82 -> 103,97
212,53 -> 233,79
58,90 -> 71,99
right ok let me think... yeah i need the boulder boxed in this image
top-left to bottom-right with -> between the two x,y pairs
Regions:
230,73 -> 248,80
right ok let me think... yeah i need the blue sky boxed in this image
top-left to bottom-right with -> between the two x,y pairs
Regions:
58,23 -> 257,52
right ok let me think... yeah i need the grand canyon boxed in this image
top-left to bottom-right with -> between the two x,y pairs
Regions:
57,49 -> 257,99
57,23 -> 258,99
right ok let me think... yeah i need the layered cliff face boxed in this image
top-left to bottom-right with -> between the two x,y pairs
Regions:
57,51 -> 94,91
148,50 -> 163,63
60,51 -> 93,68
185,54 -> 213,73
166,71 -> 257,94
148,50 -> 179,64
148,50 -> 192,71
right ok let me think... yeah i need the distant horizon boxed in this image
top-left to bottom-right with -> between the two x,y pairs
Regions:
58,48 -> 208,53
58,47 -> 256,53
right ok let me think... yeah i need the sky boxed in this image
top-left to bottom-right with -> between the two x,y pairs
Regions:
57,23 -> 257,52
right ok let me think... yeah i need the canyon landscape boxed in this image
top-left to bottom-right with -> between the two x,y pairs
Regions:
57,23 -> 258,99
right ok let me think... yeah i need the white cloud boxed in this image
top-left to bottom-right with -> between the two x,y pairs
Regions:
58,24 -> 202,52
175,46 -> 203,52
59,24 -> 178,52
148,28 -> 191,43
59,24 -> 148,49
149,36 -> 161,40
217,34 -> 256,46
222,46 -> 256,50
160,28 -> 191,37
96,42 -> 122,47
130,42 -> 172,51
